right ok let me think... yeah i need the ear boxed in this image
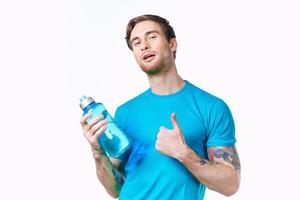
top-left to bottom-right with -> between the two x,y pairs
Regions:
169,38 -> 177,52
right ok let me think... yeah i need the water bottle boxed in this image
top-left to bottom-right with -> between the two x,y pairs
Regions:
79,95 -> 131,158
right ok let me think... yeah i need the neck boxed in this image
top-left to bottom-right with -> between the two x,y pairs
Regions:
147,63 -> 185,95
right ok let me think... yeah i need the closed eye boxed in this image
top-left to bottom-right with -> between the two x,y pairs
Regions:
133,41 -> 141,46
149,35 -> 157,39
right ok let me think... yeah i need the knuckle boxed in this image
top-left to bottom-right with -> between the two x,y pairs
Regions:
86,124 -> 91,130
91,124 -> 99,132
91,116 -> 100,124
80,119 -> 87,126
90,126 -> 95,133
89,118 -> 97,125
156,138 -> 160,144
95,129 -> 103,136
83,113 -> 90,120
97,125 -> 106,134
155,143 -> 160,150
101,124 -> 107,130
80,118 -> 84,124
157,133 -> 162,139
84,112 -> 91,117
98,119 -> 106,127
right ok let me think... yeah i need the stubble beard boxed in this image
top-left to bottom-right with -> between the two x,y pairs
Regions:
140,57 -> 172,76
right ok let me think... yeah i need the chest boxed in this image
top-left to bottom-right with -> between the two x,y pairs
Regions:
125,102 -> 208,156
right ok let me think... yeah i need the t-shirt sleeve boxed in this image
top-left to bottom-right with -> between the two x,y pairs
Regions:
206,99 -> 236,147
114,106 -> 125,131
112,106 -> 130,161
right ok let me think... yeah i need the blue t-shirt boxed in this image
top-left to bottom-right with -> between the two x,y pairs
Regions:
114,80 -> 236,200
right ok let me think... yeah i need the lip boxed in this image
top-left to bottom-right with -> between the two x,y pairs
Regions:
141,52 -> 156,60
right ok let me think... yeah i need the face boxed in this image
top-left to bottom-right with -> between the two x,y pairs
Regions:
129,20 -> 177,75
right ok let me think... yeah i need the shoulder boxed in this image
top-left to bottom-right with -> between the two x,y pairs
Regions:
185,81 -> 234,126
114,89 -> 149,129
186,81 -> 227,108
115,88 -> 150,115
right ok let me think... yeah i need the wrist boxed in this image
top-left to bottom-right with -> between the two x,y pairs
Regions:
176,144 -> 191,163
92,146 -> 106,160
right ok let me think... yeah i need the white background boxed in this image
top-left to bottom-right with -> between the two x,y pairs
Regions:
1,0 -> 299,199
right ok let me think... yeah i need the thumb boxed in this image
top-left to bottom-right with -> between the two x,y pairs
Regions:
171,113 -> 180,131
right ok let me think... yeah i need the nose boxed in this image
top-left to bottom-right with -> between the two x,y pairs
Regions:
141,39 -> 150,51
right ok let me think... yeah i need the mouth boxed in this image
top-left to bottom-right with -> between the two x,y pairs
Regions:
142,52 -> 156,62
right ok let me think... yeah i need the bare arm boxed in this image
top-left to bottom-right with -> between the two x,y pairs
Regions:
155,113 -> 241,196
80,113 -> 125,198
177,145 -> 240,196
93,149 -> 124,198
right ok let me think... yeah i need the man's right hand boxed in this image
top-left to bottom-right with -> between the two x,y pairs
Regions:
80,112 -> 108,159
80,113 -> 124,198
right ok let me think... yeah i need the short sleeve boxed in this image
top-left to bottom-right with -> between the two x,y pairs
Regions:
114,106 -> 125,130
112,106 -> 130,161
206,100 -> 236,147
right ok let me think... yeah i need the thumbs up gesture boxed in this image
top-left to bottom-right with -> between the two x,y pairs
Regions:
155,113 -> 187,159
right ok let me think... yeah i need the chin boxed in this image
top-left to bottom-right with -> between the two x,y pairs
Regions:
141,65 -> 163,75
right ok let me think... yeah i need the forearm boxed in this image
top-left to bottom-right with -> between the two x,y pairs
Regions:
94,150 -> 124,198
177,146 -> 240,196
80,112 -> 125,198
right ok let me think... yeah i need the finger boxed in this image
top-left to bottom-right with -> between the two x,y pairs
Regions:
171,113 -> 186,143
80,112 -> 92,127
86,114 -> 104,130
158,126 -> 169,136
171,113 -> 180,131
155,141 -> 159,151
94,124 -> 108,139
155,137 -> 160,149
90,119 -> 109,135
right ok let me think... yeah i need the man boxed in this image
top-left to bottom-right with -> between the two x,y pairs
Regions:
80,14 -> 241,200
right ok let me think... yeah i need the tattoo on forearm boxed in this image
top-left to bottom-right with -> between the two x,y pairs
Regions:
98,145 -> 107,155
199,157 -> 206,165
111,167 -> 125,191
212,147 -> 241,171
198,157 -> 214,166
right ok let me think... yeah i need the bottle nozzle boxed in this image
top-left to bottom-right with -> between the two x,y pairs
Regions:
79,95 -> 95,110
79,95 -> 87,102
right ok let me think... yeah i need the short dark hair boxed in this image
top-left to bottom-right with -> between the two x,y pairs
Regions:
125,14 -> 176,58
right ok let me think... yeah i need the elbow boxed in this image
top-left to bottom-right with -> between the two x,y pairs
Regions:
223,184 -> 239,197
208,181 -> 240,197
108,191 -> 119,199
222,179 -> 240,197
220,173 -> 241,197
106,186 -> 120,199
223,170 -> 241,197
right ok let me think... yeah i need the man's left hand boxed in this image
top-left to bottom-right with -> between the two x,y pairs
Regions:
155,113 -> 187,159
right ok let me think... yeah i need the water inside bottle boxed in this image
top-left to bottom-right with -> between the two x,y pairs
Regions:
99,132 -> 121,156
98,122 -> 130,157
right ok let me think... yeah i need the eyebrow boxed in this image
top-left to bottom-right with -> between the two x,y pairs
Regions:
130,30 -> 160,44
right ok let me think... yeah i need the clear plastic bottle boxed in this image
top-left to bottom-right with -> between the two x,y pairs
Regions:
79,95 -> 131,158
